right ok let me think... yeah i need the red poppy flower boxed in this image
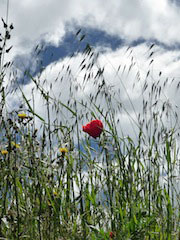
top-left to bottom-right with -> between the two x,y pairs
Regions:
82,119 -> 103,138
109,231 -> 115,238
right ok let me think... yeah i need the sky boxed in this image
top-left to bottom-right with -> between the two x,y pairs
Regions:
0,0 -> 179,202
1,0 -> 180,142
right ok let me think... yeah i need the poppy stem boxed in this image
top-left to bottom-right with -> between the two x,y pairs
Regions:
75,102 -> 86,238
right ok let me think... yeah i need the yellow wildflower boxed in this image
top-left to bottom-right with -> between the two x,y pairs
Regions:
53,191 -> 58,196
1,150 -> 8,155
59,147 -> 68,153
11,141 -> 20,149
18,113 -> 27,119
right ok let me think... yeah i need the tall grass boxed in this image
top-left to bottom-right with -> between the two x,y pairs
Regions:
0,19 -> 179,240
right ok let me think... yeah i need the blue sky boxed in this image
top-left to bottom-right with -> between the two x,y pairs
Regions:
16,26 -> 125,81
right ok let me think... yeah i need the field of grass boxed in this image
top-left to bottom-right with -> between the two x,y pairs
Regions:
0,19 -> 179,239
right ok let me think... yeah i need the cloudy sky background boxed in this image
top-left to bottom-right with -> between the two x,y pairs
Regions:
0,0 -> 180,202
1,0 -> 180,142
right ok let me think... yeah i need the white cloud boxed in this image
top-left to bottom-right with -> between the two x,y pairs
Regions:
5,43 -> 180,140
1,0 -> 180,144
1,0 -> 180,62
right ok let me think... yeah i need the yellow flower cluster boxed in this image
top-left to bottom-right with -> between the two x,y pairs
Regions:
53,191 -> 58,196
59,147 -> 68,153
1,150 -> 8,155
1,141 -> 20,155
11,141 -> 20,149
18,113 -> 27,119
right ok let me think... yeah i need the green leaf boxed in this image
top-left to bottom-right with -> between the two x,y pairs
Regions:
19,86 -> 45,122
58,101 -> 77,116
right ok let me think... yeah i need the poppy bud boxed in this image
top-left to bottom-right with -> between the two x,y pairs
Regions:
109,231 -> 115,238
82,119 -> 103,138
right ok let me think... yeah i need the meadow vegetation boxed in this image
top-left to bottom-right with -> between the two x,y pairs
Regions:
0,18 -> 179,240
